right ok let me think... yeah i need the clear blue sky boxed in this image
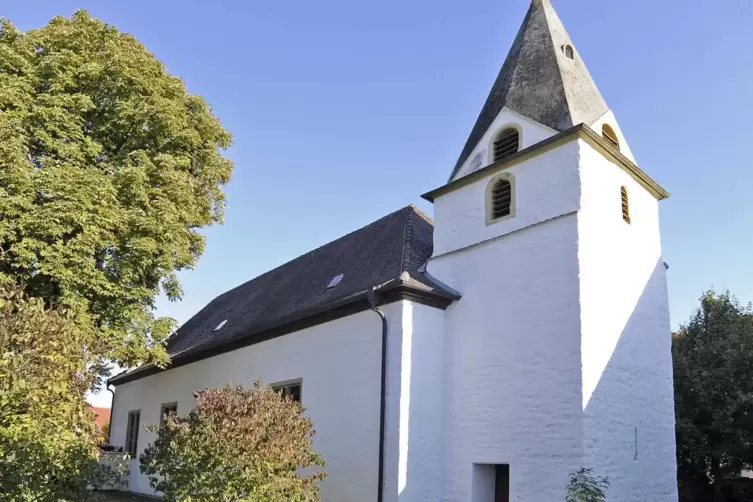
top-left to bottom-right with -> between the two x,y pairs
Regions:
5,0 -> 753,333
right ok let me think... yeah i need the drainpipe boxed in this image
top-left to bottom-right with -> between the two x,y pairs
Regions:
368,286 -> 387,502
106,369 -> 128,449
106,385 -> 116,445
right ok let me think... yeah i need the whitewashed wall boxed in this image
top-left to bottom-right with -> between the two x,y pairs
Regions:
429,212 -> 584,502
577,140 -> 677,501
430,144 -> 586,501
433,140 -> 581,257
111,304 -> 403,500
427,137 -> 676,501
452,108 -> 558,181
392,302 -> 445,502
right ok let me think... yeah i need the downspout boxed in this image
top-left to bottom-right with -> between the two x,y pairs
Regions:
368,286 -> 388,502
106,385 -> 116,445
105,369 -> 128,448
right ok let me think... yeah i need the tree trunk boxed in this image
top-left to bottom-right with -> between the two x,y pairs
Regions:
713,476 -> 725,502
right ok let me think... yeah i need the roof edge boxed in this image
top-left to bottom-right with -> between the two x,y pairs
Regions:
109,279 -> 460,386
423,124 -> 669,202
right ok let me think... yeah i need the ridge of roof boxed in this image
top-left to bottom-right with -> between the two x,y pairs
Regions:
449,0 -> 609,181
407,204 -> 433,225
400,208 -> 414,274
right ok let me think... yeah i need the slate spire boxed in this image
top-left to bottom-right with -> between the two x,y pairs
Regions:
451,0 -> 609,180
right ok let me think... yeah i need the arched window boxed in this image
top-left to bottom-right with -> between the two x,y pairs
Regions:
487,174 -> 515,223
564,45 -> 574,59
620,186 -> 631,224
602,124 -> 620,150
492,127 -> 520,163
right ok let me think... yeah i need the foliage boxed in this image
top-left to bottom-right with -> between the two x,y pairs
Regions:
674,290 -> 753,490
140,382 -> 327,502
0,10 -> 233,372
0,286 -> 125,500
565,468 -> 609,502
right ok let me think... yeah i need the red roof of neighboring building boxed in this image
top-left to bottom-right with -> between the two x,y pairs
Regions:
88,406 -> 111,431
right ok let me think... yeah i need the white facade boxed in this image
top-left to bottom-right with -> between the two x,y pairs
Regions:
112,305 -> 395,499
578,141 -> 677,500
112,300 -> 449,502
427,135 -> 677,501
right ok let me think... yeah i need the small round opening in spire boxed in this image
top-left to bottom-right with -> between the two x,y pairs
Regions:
563,44 -> 574,60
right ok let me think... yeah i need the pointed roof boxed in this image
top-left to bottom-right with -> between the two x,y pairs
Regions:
450,0 -> 609,181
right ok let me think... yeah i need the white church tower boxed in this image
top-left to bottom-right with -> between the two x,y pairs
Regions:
422,0 -> 678,500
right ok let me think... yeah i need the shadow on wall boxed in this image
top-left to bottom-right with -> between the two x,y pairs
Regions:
392,260 -> 677,502
583,259 -> 677,502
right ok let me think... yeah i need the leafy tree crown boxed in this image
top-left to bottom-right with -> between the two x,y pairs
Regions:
0,10 -> 233,370
674,290 -> 753,484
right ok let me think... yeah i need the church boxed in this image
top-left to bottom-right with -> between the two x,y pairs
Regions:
109,1 -> 678,500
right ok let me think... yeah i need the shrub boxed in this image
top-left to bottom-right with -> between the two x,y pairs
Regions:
140,382 -> 326,502
566,468 -> 609,502
0,287 -> 124,500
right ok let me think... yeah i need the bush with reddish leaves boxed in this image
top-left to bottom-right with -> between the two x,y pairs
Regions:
140,381 -> 326,502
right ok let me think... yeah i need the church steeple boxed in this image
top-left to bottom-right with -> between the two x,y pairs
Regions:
450,0 -> 610,181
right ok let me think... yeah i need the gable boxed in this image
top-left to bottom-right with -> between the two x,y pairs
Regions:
452,108 -> 557,181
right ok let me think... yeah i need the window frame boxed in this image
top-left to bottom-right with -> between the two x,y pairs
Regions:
271,378 -> 303,404
125,410 -> 141,458
488,125 -> 522,165
620,185 -> 631,224
159,402 -> 178,428
602,124 -> 620,151
485,172 -> 516,225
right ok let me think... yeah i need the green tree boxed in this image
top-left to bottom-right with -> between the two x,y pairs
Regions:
140,382 -> 327,502
0,286 -> 125,500
674,291 -> 753,498
565,468 -> 609,502
0,10 -> 233,372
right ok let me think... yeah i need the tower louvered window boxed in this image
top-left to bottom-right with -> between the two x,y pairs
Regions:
491,178 -> 513,220
621,186 -> 630,224
493,128 -> 520,163
602,124 -> 620,151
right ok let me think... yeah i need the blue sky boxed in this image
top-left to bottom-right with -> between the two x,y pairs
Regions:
5,0 -> 753,337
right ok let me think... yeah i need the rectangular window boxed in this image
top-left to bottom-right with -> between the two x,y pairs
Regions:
125,410 -> 141,457
272,380 -> 302,403
160,402 -> 178,427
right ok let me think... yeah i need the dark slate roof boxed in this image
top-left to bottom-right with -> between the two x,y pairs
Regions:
111,206 -> 458,384
449,0 -> 609,181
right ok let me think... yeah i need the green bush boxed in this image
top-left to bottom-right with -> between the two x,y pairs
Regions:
0,287 -> 124,500
566,468 -> 609,502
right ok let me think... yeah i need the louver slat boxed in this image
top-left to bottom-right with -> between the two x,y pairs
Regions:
620,186 -> 630,224
493,129 -> 520,163
491,180 -> 512,219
